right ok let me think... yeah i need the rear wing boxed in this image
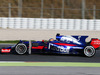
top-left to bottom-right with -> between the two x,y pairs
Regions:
90,38 -> 100,49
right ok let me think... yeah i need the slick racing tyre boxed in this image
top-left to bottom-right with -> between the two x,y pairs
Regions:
15,43 -> 27,55
83,46 -> 96,57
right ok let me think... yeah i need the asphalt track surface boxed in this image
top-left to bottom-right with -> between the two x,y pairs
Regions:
0,67 -> 100,75
0,44 -> 100,75
0,44 -> 100,62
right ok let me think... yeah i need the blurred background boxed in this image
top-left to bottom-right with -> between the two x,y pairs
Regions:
0,0 -> 100,40
0,0 -> 99,19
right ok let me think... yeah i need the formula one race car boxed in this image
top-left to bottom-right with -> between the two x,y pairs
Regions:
1,33 -> 100,57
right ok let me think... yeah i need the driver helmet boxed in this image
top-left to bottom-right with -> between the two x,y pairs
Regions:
49,38 -> 54,41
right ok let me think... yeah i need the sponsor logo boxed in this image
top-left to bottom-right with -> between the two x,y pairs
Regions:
57,46 -> 70,53
61,36 -> 81,44
49,43 -> 70,53
1,49 -> 11,53
92,40 -> 100,45
90,39 -> 100,48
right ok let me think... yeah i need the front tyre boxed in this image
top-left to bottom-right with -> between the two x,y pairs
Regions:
83,46 -> 96,57
15,43 -> 27,55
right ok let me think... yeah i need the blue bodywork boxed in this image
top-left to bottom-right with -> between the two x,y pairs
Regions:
1,34 -> 89,55
45,35 -> 88,54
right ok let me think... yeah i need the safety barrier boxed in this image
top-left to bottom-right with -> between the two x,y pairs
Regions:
0,17 -> 100,30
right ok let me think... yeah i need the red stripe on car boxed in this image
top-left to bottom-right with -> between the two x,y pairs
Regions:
54,43 -> 76,46
32,46 -> 44,49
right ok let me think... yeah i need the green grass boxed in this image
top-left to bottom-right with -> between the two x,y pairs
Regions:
0,40 -> 48,44
0,40 -> 20,44
0,62 -> 100,67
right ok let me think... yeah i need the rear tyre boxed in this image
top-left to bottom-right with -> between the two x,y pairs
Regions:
15,43 -> 27,55
83,46 -> 96,57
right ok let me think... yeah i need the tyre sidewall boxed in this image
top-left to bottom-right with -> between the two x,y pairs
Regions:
15,43 -> 27,55
84,46 -> 96,57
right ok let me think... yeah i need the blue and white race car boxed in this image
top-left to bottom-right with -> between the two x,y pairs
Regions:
1,33 -> 100,57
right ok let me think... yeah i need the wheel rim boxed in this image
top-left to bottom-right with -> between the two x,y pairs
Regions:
84,46 -> 95,57
16,44 -> 27,54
